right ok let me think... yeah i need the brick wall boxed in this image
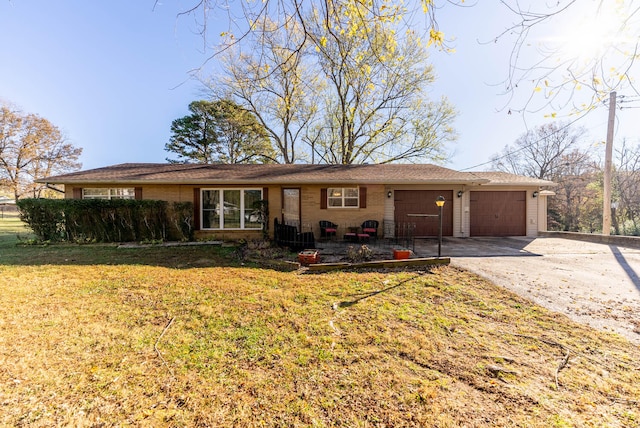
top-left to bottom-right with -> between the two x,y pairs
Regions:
297,184 -> 386,238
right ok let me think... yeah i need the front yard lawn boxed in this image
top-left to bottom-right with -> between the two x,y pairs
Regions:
1,217 -> 638,426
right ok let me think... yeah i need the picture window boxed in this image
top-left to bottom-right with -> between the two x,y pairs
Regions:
201,188 -> 263,230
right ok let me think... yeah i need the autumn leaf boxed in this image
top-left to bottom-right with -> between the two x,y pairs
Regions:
427,28 -> 444,48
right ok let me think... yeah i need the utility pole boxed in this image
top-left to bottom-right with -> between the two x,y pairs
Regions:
602,91 -> 616,236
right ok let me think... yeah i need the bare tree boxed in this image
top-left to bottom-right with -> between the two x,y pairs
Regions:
490,122 -> 588,179
551,150 -> 600,232
176,0 -> 639,123
613,139 -> 640,234
211,1 -> 456,164
0,104 -> 82,200
212,17 -> 318,164
306,1 -> 456,164
171,0 -> 456,62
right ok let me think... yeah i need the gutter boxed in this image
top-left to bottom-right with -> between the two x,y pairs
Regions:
46,184 -> 65,194
36,178 -> 492,186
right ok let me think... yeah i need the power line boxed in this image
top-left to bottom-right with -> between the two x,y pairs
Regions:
618,96 -> 640,109
459,107 -> 598,171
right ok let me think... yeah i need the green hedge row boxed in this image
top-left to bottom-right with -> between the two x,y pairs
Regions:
17,198 -> 194,243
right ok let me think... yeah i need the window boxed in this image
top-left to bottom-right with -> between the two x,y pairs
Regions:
327,187 -> 359,208
83,188 -> 135,200
201,188 -> 263,230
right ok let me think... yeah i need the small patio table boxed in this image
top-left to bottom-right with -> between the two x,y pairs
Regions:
344,226 -> 359,242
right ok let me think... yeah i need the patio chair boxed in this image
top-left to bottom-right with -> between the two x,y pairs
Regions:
319,220 -> 338,239
361,220 -> 379,239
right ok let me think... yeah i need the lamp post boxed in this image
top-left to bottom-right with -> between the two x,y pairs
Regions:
435,196 -> 445,258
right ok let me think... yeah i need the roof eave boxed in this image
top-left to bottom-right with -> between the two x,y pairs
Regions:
479,182 -> 557,187
38,178 -> 492,186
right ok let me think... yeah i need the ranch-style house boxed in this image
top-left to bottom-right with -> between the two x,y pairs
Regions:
39,163 -> 555,241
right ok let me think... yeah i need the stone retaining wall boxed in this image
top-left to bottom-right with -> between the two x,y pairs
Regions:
539,231 -> 640,249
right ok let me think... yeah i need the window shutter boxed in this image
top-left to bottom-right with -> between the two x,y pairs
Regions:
134,187 -> 142,200
320,188 -> 327,209
262,187 -> 269,201
193,188 -> 201,231
359,187 -> 367,208
72,187 -> 82,199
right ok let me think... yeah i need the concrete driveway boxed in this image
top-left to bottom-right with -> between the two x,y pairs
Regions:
413,236 -> 640,344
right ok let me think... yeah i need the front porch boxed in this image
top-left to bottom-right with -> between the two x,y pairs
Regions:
307,236 -> 446,264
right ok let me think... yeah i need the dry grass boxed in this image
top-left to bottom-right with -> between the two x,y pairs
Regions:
0,218 -> 639,427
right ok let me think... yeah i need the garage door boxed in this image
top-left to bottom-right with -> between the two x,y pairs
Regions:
394,190 -> 453,237
470,191 -> 526,236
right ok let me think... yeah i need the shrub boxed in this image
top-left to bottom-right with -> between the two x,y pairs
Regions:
167,202 -> 195,241
17,199 -> 194,243
345,244 -> 374,263
16,198 -> 66,242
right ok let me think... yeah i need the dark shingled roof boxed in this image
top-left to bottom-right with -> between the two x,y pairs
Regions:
38,163 -> 553,186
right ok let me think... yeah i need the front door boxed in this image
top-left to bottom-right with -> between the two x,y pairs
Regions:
282,188 -> 301,228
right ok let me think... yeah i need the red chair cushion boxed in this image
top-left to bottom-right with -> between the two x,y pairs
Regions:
363,228 -> 376,233
325,228 -> 337,233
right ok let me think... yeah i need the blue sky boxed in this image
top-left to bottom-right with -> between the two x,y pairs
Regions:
1,1 -> 637,172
